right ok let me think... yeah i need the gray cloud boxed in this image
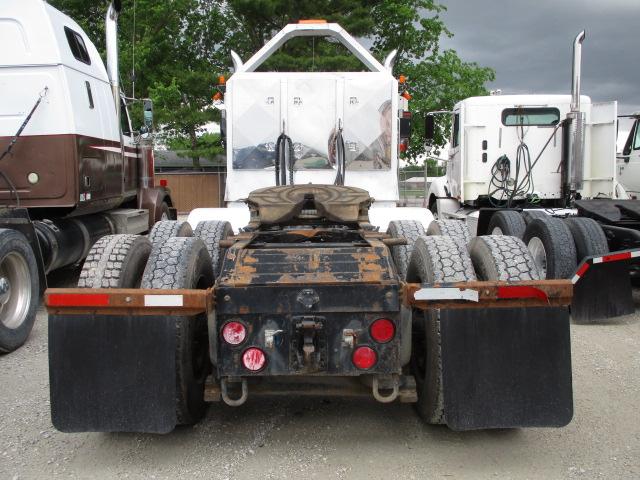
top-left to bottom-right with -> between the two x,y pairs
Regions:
439,0 -> 640,121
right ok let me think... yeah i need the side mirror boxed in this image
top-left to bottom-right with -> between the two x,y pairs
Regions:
143,99 -> 153,130
425,115 -> 435,144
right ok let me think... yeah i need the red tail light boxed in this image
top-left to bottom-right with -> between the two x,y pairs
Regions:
159,179 -> 168,187
222,321 -> 246,345
370,318 -> 395,343
242,347 -> 266,371
352,346 -> 377,370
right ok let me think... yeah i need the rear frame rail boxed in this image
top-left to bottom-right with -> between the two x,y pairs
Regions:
403,280 -> 572,310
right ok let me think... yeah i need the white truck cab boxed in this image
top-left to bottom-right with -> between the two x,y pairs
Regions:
427,94 -> 620,215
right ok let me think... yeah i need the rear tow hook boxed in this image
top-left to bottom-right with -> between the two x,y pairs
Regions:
221,377 -> 248,406
372,375 -> 399,403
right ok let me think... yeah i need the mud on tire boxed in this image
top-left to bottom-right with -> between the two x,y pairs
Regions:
141,237 -> 214,425
193,221 -> 234,278
406,235 -> 476,425
426,219 -> 471,244
78,234 -> 151,288
523,217 -> 577,279
148,220 -> 192,248
468,235 -> 541,281
386,220 -> 426,279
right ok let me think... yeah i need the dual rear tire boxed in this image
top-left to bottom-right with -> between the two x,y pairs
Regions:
77,220 -> 232,427
406,232 -> 539,424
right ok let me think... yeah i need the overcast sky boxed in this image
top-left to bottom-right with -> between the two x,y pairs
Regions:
439,0 -> 640,124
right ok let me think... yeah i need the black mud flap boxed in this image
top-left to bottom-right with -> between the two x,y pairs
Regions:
440,307 -> 573,431
571,252 -> 638,323
49,314 -> 177,433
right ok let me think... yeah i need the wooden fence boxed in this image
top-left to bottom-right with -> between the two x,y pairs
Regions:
155,172 -> 226,213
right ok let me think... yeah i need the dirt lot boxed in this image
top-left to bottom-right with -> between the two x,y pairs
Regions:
1,267 -> 639,480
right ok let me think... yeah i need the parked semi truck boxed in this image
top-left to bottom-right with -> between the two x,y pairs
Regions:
0,0 -> 174,352
426,32 -> 640,322
44,17 -> 585,433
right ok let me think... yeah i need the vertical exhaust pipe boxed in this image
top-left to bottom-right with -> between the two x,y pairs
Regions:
563,30 -> 586,199
105,1 -> 122,127
571,31 -> 586,113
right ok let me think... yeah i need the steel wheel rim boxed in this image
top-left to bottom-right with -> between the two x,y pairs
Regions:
527,237 -> 547,278
492,226 -> 503,235
0,252 -> 32,329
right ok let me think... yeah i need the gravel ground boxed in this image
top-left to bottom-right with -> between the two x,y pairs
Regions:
1,267 -> 639,480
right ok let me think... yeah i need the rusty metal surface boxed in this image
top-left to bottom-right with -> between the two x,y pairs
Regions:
45,288 -> 213,316
403,280 -> 572,309
246,184 -> 372,225
218,237 -> 396,287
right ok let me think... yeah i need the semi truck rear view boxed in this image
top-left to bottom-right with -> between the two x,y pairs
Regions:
0,0 -> 174,352
46,16 -> 576,433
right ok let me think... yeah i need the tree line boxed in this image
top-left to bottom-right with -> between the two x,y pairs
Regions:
51,0 -> 494,166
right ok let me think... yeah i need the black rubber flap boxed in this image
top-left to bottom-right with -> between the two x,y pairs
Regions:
49,315 -> 177,433
572,261 -> 634,323
440,307 -> 573,430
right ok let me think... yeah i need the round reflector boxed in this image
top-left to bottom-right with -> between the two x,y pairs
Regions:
222,321 -> 246,345
242,347 -> 266,371
370,318 -> 395,343
352,346 -> 377,370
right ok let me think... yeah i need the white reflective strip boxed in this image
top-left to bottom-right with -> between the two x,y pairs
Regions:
413,287 -> 479,302
144,295 -> 184,307
124,152 -> 141,158
571,274 -> 581,284
593,257 -> 603,264
632,250 -> 640,258
90,145 -> 121,154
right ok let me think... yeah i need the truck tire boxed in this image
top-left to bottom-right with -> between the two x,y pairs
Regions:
386,220 -> 426,279
522,210 -> 548,224
564,217 -> 609,261
78,235 -> 151,288
426,219 -> 471,244
406,235 -> 476,425
0,229 -> 40,353
468,235 -> 541,281
487,211 -> 526,238
148,220 -> 192,248
193,221 -> 234,277
523,217 -> 577,279
141,237 -> 214,425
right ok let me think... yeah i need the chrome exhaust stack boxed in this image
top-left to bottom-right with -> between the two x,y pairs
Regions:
105,1 -> 122,126
564,30 -> 586,195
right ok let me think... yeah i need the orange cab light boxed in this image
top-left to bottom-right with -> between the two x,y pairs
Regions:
398,75 -> 407,84
298,19 -> 327,24
213,91 -> 223,101
401,91 -> 412,101
218,75 -> 226,85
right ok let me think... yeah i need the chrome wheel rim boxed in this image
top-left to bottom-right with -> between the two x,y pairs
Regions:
492,226 -> 503,235
527,237 -> 547,278
0,252 -> 32,329
161,211 -> 169,221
